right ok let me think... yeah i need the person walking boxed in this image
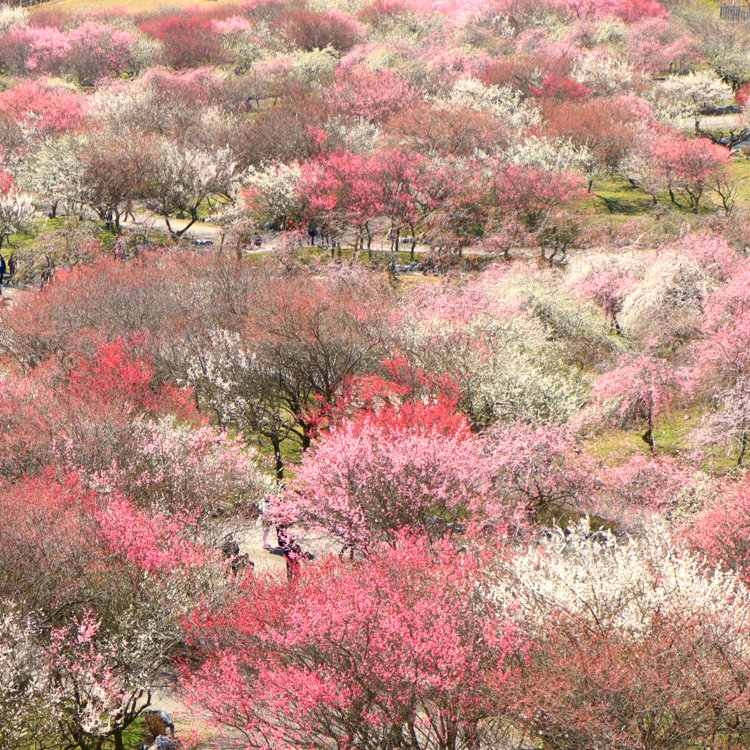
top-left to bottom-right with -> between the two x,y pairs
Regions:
0,254 -> 6,286
276,525 -> 311,582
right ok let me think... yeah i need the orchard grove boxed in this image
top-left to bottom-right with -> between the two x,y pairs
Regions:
6,1 -> 750,750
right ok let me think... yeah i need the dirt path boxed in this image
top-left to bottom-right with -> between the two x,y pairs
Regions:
0,284 -> 32,309
119,214 -> 496,259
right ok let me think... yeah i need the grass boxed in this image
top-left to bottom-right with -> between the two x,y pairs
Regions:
123,717 -> 146,750
584,404 -> 740,473
588,176 -> 657,216
726,156 -> 750,213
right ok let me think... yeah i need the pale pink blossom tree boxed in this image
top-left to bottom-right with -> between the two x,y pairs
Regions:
272,402 -> 525,554
586,353 -> 681,453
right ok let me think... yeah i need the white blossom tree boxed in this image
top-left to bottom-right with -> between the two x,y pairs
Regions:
654,71 -> 733,130
0,189 -> 34,252
572,53 -> 640,95
244,161 -> 307,229
0,603 -> 52,750
16,136 -> 86,219
442,78 -> 542,131
145,143 -> 241,240
493,519 -> 750,750
503,136 -> 594,176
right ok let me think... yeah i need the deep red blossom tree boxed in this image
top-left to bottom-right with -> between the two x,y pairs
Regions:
529,74 -> 591,102
545,95 -> 649,190
182,538 -> 527,750
0,79 -> 88,135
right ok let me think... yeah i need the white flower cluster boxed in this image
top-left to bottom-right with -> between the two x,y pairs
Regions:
0,603 -> 50,750
496,519 -> 750,651
653,71 -> 733,124
619,249 -> 721,334
572,52 -> 638,95
0,6 -> 27,32
503,136 -> 594,175
16,135 -> 86,214
151,142 -> 240,212
0,191 -> 35,246
245,161 -> 307,226
443,77 -> 542,131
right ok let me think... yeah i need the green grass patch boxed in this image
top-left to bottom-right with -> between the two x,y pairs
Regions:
123,717 -> 146,750
584,404 -> 740,474
589,176 -> 657,215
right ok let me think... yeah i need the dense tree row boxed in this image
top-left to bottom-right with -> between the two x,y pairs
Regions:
0,237 -> 750,746
0,0 -> 747,264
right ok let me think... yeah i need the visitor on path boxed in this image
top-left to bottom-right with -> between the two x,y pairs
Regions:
221,534 -> 240,560
7,254 -> 16,279
258,498 -> 273,550
276,524 -> 313,582
0,254 -> 6,285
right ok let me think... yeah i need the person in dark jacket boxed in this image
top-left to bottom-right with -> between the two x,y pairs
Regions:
276,525 -> 313,581
0,255 -> 6,285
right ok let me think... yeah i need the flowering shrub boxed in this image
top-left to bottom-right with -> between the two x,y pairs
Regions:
495,520 -> 750,750
183,538 -> 528,750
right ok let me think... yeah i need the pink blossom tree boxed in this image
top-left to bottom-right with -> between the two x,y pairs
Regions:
64,22 -> 139,80
0,78 -> 88,135
182,537 -> 527,750
326,65 -> 416,123
586,353 -> 681,453
593,452 -> 702,521
272,401 -> 525,554
489,421 -> 595,517
0,472 -> 221,750
650,137 -> 732,214
682,475 -> 750,579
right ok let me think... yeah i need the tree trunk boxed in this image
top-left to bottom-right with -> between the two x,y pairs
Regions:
271,436 -> 284,481
738,434 -> 747,466
113,730 -> 124,750
642,408 -> 655,455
